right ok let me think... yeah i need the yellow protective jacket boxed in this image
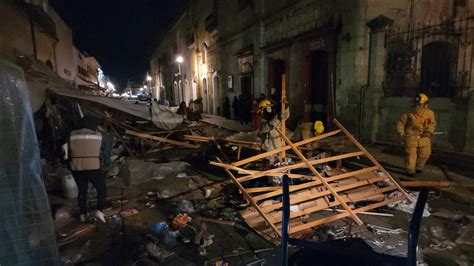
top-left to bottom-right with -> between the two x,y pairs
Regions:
396,105 -> 436,147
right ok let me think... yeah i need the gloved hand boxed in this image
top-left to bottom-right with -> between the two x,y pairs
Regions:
421,131 -> 431,138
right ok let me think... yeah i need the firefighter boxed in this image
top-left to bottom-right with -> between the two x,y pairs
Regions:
314,120 -> 325,135
396,93 -> 436,176
67,121 -> 107,223
257,98 -> 289,156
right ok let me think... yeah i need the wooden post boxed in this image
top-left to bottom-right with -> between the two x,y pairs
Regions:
281,74 -> 287,160
275,127 -> 363,225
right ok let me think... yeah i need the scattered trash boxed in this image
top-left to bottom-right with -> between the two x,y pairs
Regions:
430,226 -> 445,239
55,206 -> 72,220
367,224 -> 405,235
205,189 -> 212,198
187,179 -> 198,190
220,208 -> 238,221
176,172 -> 187,178
120,209 -> 139,218
106,166 -> 120,177
171,214 -> 192,231
430,239 -> 456,250
194,223 -> 215,256
156,190 -> 171,199
111,215 -> 123,226
177,200 -> 195,213
151,222 -> 169,234
61,170 -> 78,199
388,191 -> 431,217
162,230 -> 177,248
146,242 -> 174,262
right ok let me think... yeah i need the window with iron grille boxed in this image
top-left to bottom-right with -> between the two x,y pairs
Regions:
384,17 -> 473,98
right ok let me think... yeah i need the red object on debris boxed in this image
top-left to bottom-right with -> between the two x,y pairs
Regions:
120,209 -> 139,218
170,214 -> 191,230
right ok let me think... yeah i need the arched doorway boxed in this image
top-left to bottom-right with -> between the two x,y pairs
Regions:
184,80 -> 190,104
178,80 -> 183,104
268,59 -> 286,99
308,50 -> 329,124
212,72 -> 219,114
202,78 -> 209,113
173,81 -> 179,106
420,41 -> 455,97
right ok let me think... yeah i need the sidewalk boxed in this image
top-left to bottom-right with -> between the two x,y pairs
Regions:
366,145 -> 474,205
201,114 -> 251,132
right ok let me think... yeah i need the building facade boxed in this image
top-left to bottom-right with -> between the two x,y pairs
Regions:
50,7 -> 76,84
150,0 -> 474,155
0,0 -> 58,69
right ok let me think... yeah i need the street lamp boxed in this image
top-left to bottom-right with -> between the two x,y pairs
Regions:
175,55 -> 184,103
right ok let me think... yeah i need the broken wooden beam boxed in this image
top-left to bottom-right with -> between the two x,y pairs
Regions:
401,181 -> 451,188
125,130 -> 199,149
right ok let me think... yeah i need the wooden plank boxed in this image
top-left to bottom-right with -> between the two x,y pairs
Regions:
260,175 -> 387,213
275,127 -> 363,225
281,74 -> 287,160
246,185 -> 397,225
216,158 -> 282,238
235,151 -> 365,183
333,119 -> 410,201
289,194 -> 405,234
252,166 -> 379,201
323,208 -> 394,217
126,130 -> 199,149
231,129 -> 342,167
210,161 -> 311,180
401,181 -> 451,188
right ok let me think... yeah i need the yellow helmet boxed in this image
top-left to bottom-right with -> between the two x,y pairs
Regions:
415,93 -> 429,104
259,99 -> 273,109
314,120 -> 325,135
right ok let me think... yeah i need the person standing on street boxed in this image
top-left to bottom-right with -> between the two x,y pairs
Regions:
67,118 -> 107,223
232,96 -> 239,120
396,93 -> 436,177
223,97 -> 231,119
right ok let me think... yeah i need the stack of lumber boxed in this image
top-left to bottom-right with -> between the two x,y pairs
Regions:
210,119 -> 409,243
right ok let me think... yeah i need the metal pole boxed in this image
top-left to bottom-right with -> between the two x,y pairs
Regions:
280,174 -> 290,266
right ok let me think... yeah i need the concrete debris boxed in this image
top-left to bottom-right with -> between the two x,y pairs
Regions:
388,191 -> 431,217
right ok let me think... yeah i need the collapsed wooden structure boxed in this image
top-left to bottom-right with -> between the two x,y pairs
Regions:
210,119 -> 409,243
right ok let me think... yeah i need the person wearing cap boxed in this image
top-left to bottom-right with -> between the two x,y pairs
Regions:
396,93 -> 436,176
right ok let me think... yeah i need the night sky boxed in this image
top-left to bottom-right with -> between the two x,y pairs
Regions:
51,0 -> 186,91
